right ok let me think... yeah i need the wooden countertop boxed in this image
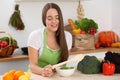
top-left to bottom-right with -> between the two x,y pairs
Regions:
1,70 -> 119,80
70,48 -> 120,55
30,71 -> 120,80
0,54 -> 28,62
0,48 -> 120,62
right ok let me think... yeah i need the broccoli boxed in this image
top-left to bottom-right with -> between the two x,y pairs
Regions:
77,55 -> 101,74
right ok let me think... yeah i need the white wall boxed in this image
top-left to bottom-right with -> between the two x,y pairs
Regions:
112,0 -> 120,38
83,0 -> 112,31
0,0 -> 116,47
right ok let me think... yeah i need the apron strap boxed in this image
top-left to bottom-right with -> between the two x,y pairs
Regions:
43,28 -> 47,47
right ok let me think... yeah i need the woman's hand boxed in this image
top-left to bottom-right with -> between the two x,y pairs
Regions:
41,65 -> 54,77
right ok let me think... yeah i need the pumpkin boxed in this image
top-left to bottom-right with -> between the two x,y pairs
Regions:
98,31 -> 119,47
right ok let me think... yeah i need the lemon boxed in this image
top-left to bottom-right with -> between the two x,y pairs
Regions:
19,75 -> 29,80
24,72 -> 31,79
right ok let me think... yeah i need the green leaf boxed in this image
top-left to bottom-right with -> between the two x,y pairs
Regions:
75,18 -> 98,34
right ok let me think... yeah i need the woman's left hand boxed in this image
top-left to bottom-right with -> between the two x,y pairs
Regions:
41,65 -> 55,77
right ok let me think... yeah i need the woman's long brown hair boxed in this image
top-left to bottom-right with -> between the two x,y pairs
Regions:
42,3 -> 68,62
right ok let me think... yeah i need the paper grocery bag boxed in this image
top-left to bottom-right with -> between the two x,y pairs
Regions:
74,34 -> 95,50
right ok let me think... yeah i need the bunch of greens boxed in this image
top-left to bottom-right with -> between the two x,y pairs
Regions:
9,4 -> 25,30
60,65 -> 74,70
75,18 -> 98,34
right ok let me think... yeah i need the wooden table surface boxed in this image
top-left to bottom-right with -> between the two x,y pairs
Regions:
30,71 -> 120,80
1,70 -> 120,80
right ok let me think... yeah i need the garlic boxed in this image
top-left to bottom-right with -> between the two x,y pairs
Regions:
77,0 -> 85,21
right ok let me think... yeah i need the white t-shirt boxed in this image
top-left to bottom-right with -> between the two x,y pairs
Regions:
27,27 -> 72,56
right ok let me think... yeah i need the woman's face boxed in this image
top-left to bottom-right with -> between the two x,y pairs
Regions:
46,8 -> 59,32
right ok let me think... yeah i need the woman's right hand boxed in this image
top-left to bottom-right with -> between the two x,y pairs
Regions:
40,65 -> 54,77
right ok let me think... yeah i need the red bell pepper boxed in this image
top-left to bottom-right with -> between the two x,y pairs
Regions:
102,61 -> 115,75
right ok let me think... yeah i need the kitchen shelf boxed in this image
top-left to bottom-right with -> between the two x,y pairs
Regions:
0,54 -> 28,62
70,48 -> 120,55
0,48 -> 119,62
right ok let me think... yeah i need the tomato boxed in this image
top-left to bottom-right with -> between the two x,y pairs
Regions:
106,43 -> 111,47
89,27 -> 96,35
100,43 -> 107,48
80,30 -> 86,34
0,41 -> 9,48
2,41 -> 9,47
102,61 -> 115,75
95,43 -> 101,49
0,43 -> 4,48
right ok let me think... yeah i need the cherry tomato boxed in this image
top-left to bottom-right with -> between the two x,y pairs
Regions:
80,30 -> 86,34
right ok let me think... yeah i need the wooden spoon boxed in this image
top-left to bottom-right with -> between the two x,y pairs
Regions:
52,54 -> 84,69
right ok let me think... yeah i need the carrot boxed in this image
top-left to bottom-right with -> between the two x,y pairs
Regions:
68,19 -> 76,30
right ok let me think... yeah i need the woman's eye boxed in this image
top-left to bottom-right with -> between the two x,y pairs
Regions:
47,16 -> 59,21
47,18 -> 58,21
56,17 -> 59,20
47,18 -> 52,21
48,18 -> 52,21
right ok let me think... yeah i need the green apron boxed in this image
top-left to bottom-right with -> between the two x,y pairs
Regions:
37,29 -> 61,67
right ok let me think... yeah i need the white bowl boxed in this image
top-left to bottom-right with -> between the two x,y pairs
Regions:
56,66 -> 75,77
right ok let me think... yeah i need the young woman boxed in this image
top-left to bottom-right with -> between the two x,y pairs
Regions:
27,3 -> 72,77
